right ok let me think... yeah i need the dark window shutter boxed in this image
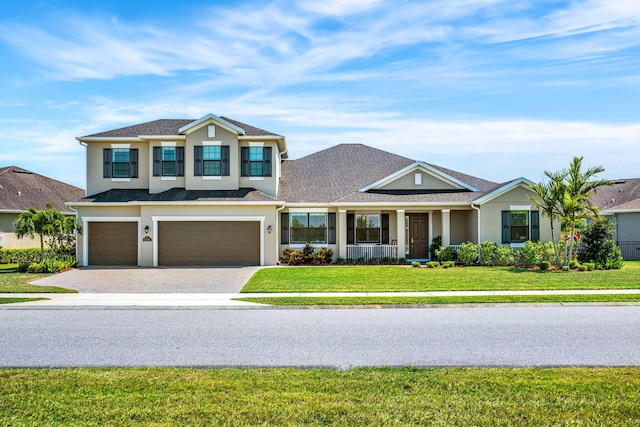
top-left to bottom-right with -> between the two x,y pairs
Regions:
381,213 -> 390,244
530,210 -> 540,241
240,147 -> 249,177
263,147 -> 272,177
152,147 -> 161,177
194,146 -> 203,176
103,148 -> 112,178
501,211 -> 511,244
176,147 -> 184,177
347,214 -> 355,245
221,146 -> 230,176
281,213 -> 289,245
328,213 -> 336,244
130,149 -> 138,178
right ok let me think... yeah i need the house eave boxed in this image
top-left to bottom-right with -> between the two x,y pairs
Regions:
329,202 -> 472,208
76,136 -> 144,143
473,178 -> 535,205
601,209 -> 640,214
68,200 -> 283,207
139,135 -> 186,141
178,114 -> 245,135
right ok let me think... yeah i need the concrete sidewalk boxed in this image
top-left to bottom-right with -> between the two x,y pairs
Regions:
2,289 -> 640,308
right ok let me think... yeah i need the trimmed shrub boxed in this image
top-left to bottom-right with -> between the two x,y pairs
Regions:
411,261 -> 421,268
539,261 -> 551,271
577,264 -> 587,272
578,217 -> 624,270
517,241 -> 543,267
583,262 -> 596,271
426,261 -> 440,268
429,236 -> 442,260
494,246 -> 515,266
570,259 -> 580,269
562,265 -> 571,272
442,261 -> 455,268
457,242 -> 479,266
478,241 -> 497,266
434,246 -> 455,262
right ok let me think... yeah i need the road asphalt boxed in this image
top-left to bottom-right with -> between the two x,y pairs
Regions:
2,289 -> 640,308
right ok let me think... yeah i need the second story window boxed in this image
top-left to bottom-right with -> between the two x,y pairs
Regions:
153,146 -> 184,177
103,148 -> 138,179
241,146 -> 272,177
194,145 -> 230,177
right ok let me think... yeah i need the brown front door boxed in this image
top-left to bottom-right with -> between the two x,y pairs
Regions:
409,214 -> 429,259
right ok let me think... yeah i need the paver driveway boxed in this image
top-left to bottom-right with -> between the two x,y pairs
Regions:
32,266 -> 261,293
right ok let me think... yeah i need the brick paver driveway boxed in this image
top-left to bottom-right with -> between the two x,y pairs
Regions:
32,266 -> 261,293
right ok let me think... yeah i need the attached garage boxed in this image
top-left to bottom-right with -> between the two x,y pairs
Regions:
88,222 -> 138,265
157,221 -> 260,266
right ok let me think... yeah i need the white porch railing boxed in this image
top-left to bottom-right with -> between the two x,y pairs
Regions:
346,245 -> 398,260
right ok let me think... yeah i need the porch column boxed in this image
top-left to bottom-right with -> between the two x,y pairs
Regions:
396,210 -> 406,258
338,209 -> 347,259
442,209 -> 451,247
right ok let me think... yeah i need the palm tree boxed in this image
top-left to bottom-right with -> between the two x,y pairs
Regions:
560,157 -> 612,266
530,170 -> 566,267
14,207 -> 48,261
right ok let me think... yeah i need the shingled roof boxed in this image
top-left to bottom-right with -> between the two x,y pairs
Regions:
592,178 -> 640,212
79,188 -> 278,203
278,144 -> 499,204
0,166 -> 85,213
83,117 -> 280,138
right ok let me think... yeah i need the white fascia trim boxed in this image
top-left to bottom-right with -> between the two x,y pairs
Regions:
473,177 -> 535,205
151,215 -> 266,266
601,209 -> 640,214
178,114 -> 245,135
359,162 -> 479,192
330,202 -> 472,208
69,200 -> 283,207
76,137 -> 143,143
239,135 -> 281,140
81,216 -> 142,267
140,135 -> 186,141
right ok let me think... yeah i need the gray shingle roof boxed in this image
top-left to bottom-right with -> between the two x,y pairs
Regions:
83,117 -> 280,138
278,144 -> 499,204
80,188 -> 278,203
0,166 -> 85,213
593,178 -> 640,211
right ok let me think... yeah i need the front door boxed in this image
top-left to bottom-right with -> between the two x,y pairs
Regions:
409,214 -> 429,259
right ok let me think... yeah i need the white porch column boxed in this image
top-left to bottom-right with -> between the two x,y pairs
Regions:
338,209 -> 347,259
396,209 -> 406,258
442,209 -> 451,247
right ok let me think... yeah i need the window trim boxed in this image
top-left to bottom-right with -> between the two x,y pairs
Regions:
289,212 -> 328,244
355,213 -> 381,244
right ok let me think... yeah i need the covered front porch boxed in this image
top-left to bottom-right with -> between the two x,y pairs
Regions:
337,208 -> 477,261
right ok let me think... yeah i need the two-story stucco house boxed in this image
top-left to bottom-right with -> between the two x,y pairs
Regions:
70,113 -> 553,267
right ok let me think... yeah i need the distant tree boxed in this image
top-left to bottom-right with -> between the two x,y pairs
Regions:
578,217 -> 623,269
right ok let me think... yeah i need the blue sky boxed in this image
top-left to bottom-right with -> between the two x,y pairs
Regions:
0,0 -> 638,189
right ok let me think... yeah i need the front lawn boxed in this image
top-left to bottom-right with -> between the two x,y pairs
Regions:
241,261 -> 640,293
1,368 -> 638,425
0,264 -> 75,293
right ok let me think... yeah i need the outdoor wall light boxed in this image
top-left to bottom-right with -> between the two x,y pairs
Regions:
267,225 -> 272,234
144,225 -> 149,234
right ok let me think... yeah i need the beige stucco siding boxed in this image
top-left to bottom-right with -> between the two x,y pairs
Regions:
86,141 -> 150,196
149,141 -> 187,194
0,212 -> 39,248
479,184 -> 555,244
184,124 -> 240,191
450,210 -> 473,244
238,141 -> 279,198
379,171 -> 460,191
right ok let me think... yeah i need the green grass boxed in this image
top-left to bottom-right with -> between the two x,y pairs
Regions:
237,294 -> 640,306
242,261 -> 640,293
0,297 -> 47,304
0,264 -> 76,293
0,367 -> 638,426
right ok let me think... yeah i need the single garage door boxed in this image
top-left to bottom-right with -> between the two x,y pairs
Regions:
158,221 -> 260,266
89,222 -> 138,265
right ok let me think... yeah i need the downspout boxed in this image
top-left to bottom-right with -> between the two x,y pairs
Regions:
275,203 -> 286,264
471,203 -> 481,244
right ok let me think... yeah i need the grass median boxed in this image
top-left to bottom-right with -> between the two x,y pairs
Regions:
241,261 -> 640,293
237,293 -> 640,306
0,264 -> 75,293
1,367 -> 638,425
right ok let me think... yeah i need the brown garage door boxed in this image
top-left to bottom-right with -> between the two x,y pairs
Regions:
89,222 -> 138,266
158,221 -> 260,266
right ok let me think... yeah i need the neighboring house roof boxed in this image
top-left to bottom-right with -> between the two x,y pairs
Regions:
82,117 -> 281,138
77,188 -> 278,204
593,178 -> 640,213
0,166 -> 85,213
278,144 -> 499,204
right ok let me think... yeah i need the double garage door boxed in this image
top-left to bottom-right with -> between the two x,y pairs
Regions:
88,221 -> 260,266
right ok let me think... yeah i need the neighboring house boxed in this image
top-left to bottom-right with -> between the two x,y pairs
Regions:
591,178 -> 640,260
0,166 -> 85,249
69,113 -> 554,267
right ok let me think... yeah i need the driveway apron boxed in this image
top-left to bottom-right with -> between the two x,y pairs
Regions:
32,266 -> 261,293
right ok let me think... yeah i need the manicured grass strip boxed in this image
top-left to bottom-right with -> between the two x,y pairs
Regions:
242,261 -> 640,293
0,269 -> 76,293
0,367 -> 638,426
0,264 -> 20,271
0,297 -> 47,305
237,294 -> 640,306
